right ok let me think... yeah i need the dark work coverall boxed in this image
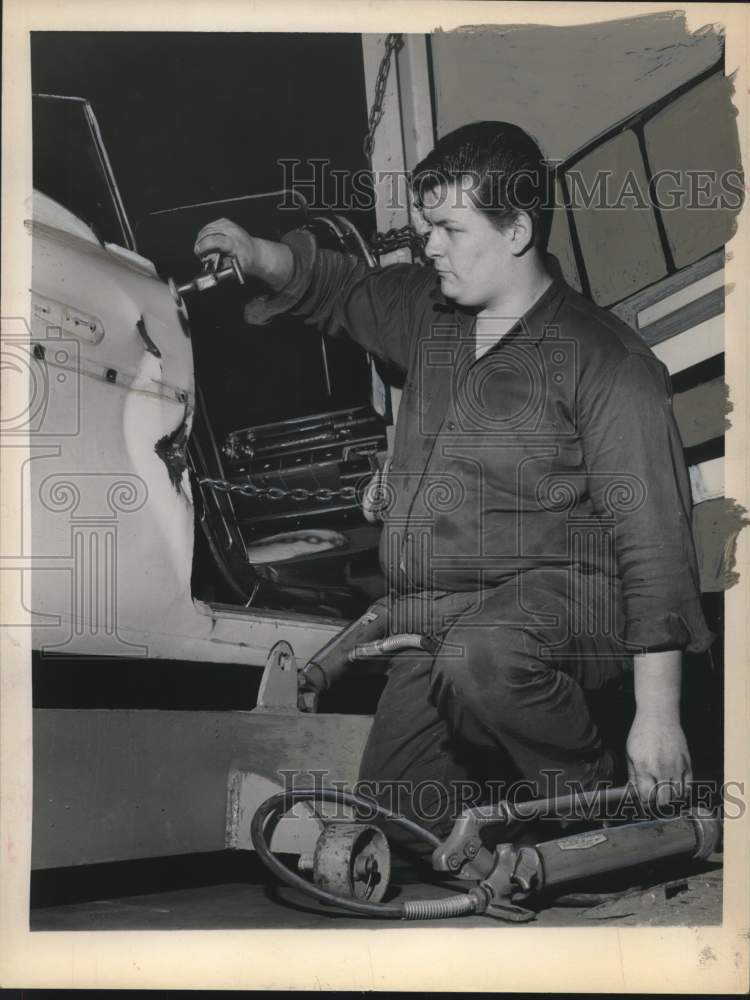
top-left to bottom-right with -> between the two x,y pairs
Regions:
245,230 -> 714,857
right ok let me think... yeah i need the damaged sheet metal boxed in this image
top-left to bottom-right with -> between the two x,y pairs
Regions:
155,403 -> 193,491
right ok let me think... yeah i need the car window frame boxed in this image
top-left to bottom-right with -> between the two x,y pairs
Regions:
33,92 -> 137,253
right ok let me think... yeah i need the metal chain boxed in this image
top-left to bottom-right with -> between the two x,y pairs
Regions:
362,35 -> 428,263
363,33 -> 404,161
198,477 -> 360,504
370,224 -> 427,259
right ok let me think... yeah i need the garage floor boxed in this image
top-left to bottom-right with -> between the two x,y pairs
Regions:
30,854 -> 723,931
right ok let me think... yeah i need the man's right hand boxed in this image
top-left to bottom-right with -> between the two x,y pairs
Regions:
193,218 -> 294,290
194,218 -> 258,276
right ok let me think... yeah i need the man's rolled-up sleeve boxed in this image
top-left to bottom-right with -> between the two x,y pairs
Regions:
579,352 -> 715,654
242,228 -> 432,374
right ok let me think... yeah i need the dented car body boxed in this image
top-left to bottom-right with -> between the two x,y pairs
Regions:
28,93 -> 385,669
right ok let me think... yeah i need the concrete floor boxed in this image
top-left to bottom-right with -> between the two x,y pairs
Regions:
30,856 -> 723,931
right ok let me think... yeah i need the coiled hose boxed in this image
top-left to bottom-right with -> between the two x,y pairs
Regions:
250,787 -> 479,920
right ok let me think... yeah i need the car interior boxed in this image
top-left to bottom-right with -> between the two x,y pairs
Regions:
136,194 -> 398,620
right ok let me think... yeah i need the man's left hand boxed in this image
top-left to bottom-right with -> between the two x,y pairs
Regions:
626,713 -> 693,810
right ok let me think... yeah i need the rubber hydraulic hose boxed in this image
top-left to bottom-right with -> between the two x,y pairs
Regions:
300,631 -> 438,711
350,633 -> 437,659
250,788 -> 478,920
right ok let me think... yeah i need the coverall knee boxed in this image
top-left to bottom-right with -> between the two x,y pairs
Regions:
355,570 -> 632,862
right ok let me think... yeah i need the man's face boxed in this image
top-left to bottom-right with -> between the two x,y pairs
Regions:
418,182 -> 513,312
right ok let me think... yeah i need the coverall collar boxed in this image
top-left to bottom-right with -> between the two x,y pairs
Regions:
428,253 -> 567,348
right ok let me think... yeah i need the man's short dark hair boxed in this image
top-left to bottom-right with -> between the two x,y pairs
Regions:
411,121 -> 553,251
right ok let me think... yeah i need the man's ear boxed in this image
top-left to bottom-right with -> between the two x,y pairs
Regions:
508,211 -> 534,256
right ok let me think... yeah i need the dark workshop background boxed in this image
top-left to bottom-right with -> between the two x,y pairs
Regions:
31,32 -> 373,231
31,32 -> 379,445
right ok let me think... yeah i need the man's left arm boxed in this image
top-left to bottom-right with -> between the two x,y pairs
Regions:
628,649 -> 692,806
579,351 -> 714,804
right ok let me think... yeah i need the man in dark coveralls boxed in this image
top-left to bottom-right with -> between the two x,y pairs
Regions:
194,122 -> 714,858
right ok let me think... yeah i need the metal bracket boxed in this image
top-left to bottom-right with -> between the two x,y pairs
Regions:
431,805 -> 518,879
473,844 -> 538,923
252,640 -> 301,713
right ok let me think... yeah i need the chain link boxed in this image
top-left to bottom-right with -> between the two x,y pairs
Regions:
370,224 -> 427,259
198,477 -> 360,504
363,33 -> 404,161
362,35 -> 428,264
